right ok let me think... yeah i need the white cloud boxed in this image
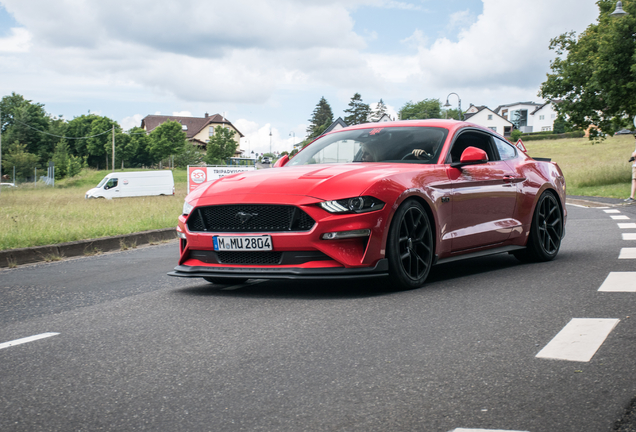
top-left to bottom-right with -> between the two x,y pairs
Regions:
0,27 -> 31,52
0,0 -> 600,147
121,114 -> 143,131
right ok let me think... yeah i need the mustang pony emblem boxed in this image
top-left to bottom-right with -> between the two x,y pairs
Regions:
236,211 -> 258,224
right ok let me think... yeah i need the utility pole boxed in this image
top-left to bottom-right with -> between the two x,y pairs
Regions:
112,124 -> 115,172
269,129 -> 272,155
0,107 -> 2,197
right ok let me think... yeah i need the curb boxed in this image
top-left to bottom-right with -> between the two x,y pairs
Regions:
0,228 -> 177,269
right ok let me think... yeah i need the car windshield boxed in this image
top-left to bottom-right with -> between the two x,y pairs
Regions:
287,126 -> 449,166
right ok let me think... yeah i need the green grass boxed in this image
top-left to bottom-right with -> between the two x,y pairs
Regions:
0,168 -> 187,250
525,134 -> 634,198
1,136 -> 634,251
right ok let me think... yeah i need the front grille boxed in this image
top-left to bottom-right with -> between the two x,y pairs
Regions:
187,205 -> 315,233
217,251 -> 283,265
188,250 -> 331,266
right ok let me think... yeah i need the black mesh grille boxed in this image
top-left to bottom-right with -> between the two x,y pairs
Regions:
187,205 -> 315,233
216,251 -> 283,265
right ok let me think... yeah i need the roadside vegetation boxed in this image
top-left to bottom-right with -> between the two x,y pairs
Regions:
0,168 -> 187,250
525,134 -> 634,198
1,134 -> 634,251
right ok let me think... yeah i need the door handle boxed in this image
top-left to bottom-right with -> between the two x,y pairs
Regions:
503,175 -> 525,184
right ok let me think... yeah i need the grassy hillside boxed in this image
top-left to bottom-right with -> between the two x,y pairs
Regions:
525,134 -> 634,198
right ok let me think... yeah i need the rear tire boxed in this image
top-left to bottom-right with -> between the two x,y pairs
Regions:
203,277 -> 248,285
386,200 -> 434,289
514,191 -> 563,262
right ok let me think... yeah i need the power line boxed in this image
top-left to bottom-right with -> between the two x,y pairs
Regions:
9,120 -> 148,140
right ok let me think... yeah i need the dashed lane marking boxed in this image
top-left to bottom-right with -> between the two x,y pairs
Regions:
611,215 -> 631,220
622,233 -> 636,240
536,318 -> 620,362
605,209 -> 621,213
618,223 -> 636,229
619,248 -> 636,259
599,272 -> 636,292
449,429 -> 529,432
0,333 -> 60,350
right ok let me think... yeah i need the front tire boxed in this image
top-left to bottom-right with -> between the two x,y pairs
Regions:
387,200 -> 434,289
515,191 -> 563,262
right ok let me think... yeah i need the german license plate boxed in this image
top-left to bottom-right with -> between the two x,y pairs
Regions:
213,235 -> 273,251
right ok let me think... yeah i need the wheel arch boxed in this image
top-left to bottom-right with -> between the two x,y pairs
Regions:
383,192 -> 439,257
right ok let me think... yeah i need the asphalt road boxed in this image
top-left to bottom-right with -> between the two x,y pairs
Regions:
1,202 -> 635,432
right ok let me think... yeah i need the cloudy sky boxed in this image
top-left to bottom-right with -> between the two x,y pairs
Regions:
0,0 -> 599,156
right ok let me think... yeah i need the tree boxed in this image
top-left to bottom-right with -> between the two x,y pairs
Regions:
343,93 -> 371,125
539,1 -> 636,137
306,97 -> 334,140
125,127 -> 153,167
174,142 -> 204,167
204,126 -> 237,165
2,141 -> 39,180
0,93 -> 52,159
444,108 -> 462,120
369,99 -> 388,122
399,99 -> 442,120
85,116 -> 121,170
148,120 -> 187,164
51,139 -> 84,179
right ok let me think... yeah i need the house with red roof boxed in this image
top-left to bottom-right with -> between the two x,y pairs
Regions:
141,113 -> 245,156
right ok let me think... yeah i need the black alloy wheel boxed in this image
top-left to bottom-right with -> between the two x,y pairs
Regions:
387,200 -> 434,289
515,191 -> 563,262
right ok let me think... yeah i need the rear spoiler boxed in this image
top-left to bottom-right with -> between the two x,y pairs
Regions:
532,157 -> 552,162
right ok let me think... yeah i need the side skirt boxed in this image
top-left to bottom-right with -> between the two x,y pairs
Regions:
434,245 -> 525,265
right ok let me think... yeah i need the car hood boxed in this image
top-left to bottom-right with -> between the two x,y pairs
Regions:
191,163 -> 422,201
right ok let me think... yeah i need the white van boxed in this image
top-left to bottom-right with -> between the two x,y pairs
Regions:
85,171 -> 175,199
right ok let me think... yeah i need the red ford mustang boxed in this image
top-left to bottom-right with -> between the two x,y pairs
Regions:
169,120 -> 566,289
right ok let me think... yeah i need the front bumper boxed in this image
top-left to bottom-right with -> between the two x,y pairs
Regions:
168,258 -> 389,280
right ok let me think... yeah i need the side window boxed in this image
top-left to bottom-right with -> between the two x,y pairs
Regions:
447,131 -> 497,163
494,137 -> 517,160
104,178 -> 118,190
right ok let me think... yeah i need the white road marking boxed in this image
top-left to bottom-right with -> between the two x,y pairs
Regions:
619,248 -> 636,259
450,429 -> 529,432
536,318 -> 620,362
611,215 -> 630,220
604,209 -> 621,213
567,203 -> 589,208
618,223 -> 636,229
599,272 -> 636,292
0,333 -> 60,350
622,233 -> 636,240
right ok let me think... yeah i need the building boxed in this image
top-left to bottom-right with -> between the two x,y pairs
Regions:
464,105 -> 513,137
493,101 -> 558,133
141,113 -> 245,156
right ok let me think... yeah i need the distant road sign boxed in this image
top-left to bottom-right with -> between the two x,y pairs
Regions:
515,139 -> 527,153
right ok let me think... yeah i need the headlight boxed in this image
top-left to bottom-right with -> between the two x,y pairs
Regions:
320,196 -> 385,214
183,201 -> 194,215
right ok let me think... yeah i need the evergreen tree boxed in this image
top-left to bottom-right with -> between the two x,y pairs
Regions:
343,93 -> 371,125
369,99 -> 388,122
306,97 -> 334,140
